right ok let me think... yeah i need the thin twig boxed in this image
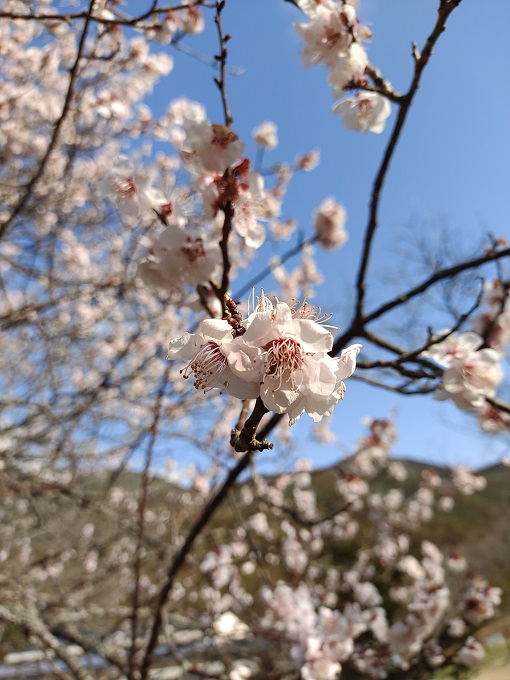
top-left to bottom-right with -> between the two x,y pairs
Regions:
213,0 -> 233,127
0,3 -> 211,26
234,235 -> 316,300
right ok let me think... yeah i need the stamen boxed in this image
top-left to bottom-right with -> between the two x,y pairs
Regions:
181,341 -> 228,393
265,337 -> 306,390
248,289 -> 275,315
115,177 -> 136,197
256,290 -> 276,313
291,299 -> 336,328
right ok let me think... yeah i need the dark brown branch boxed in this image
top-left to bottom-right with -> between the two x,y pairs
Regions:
362,65 -> 403,103
217,196 -> 234,306
351,373 -> 439,395
353,0 -> 463,321
358,281 -> 484,372
230,397 -> 273,452
266,499 -> 353,528
332,245 -> 510,355
360,247 -> 508,335
0,2 -> 211,27
485,396 -> 510,417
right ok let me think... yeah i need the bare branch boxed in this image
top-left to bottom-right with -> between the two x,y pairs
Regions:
353,0 -> 464,321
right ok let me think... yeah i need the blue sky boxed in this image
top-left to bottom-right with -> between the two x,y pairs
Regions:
144,0 -> 510,471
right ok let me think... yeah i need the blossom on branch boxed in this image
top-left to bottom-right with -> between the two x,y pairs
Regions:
455,637 -> 486,667
328,42 -> 369,96
99,156 -> 166,220
167,319 -> 260,400
295,4 -> 353,68
252,121 -> 279,150
294,1 -> 387,130
138,223 -> 221,290
182,120 -> 245,173
167,294 -> 361,425
424,331 -> 503,411
333,92 -> 391,134
241,297 -> 361,424
313,197 -> 348,249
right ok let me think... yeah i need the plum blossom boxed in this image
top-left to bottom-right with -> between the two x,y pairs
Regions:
167,319 -> 260,399
447,617 -> 466,638
333,92 -> 391,133
167,294 -> 360,424
313,197 -> 348,249
455,637 -> 485,667
232,170 -> 268,248
423,330 -> 483,366
294,2 -> 380,128
477,403 -> 510,433
471,278 -> 510,348
438,348 -> 503,410
199,163 -> 270,248
138,224 -> 221,290
460,577 -> 501,625
297,0 -> 339,19
262,584 -> 368,680
99,156 -> 166,219
252,121 -> 278,150
295,6 -> 353,68
451,465 -> 486,495
424,331 -> 504,410
180,6 -> 205,35
230,662 -> 254,680
328,42 -> 369,95
296,149 -> 321,171
144,12 -> 178,44
446,550 -> 467,573
182,120 -> 245,173
241,297 -> 361,424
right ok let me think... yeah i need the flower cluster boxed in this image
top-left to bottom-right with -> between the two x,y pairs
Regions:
138,223 -> 221,290
99,156 -> 168,222
252,121 -> 279,150
295,0 -> 391,133
177,115 -> 280,248
421,277 -> 510,435
254,419 -> 499,680
167,294 -> 361,425
424,331 -> 503,412
261,583 -> 370,680
167,105 -> 297,250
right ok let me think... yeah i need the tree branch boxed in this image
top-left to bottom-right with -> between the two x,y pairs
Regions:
353,0 -> 464,321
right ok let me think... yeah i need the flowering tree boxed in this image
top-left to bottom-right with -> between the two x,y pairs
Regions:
0,1 -> 509,679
